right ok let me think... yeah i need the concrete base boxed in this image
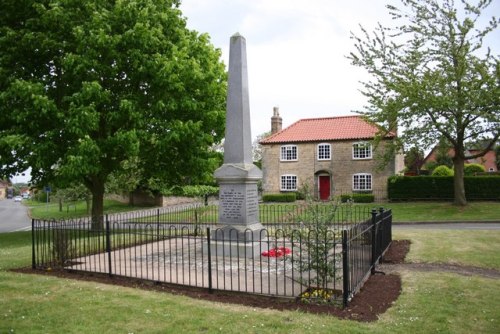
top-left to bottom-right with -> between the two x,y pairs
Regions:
205,240 -> 273,259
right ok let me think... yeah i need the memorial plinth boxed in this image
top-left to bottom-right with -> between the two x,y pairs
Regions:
210,33 -> 265,258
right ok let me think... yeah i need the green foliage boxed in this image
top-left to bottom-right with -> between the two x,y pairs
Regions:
404,146 -> 424,172
34,191 -> 49,203
349,0 -> 500,205
340,193 -> 374,203
432,165 -> 454,176
496,145 -> 500,170
464,163 -> 486,176
166,185 -> 219,198
291,196 -> 344,297
434,137 -> 453,168
262,193 -> 296,202
0,0 -> 227,220
423,161 -> 439,174
388,176 -> 500,200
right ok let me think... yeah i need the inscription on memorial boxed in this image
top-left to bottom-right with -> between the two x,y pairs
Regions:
246,187 -> 258,219
220,187 -> 244,221
219,185 -> 259,223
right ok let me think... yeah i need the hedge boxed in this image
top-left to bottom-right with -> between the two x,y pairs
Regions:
262,193 -> 297,202
340,193 -> 375,203
388,176 -> 500,200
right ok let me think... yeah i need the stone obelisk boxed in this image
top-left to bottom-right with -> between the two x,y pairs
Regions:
212,33 -> 264,256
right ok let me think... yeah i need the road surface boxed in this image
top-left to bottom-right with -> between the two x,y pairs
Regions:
0,199 -> 31,233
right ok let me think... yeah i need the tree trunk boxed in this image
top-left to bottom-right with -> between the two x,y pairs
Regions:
90,178 -> 106,230
452,156 -> 467,206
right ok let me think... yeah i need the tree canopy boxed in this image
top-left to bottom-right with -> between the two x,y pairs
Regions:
349,0 -> 499,205
0,0 -> 227,225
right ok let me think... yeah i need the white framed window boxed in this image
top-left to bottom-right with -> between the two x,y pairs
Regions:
352,142 -> 372,159
280,175 -> 297,191
317,143 -> 331,160
489,168 -> 495,172
353,173 -> 372,191
280,145 -> 298,161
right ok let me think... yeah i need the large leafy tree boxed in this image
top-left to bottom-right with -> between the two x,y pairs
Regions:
0,0 -> 226,227
349,0 -> 499,206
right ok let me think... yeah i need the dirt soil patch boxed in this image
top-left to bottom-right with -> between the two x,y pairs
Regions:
13,240 -> 410,322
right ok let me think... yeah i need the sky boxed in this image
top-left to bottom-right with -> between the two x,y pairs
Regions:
180,0 -> 394,140
10,0 -> 500,183
180,0 -> 500,140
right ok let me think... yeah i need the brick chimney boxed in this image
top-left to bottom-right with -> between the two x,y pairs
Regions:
271,106 -> 282,134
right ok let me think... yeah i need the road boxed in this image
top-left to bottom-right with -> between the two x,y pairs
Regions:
0,199 -> 31,233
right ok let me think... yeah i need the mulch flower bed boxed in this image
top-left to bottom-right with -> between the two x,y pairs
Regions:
13,240 -> 410,322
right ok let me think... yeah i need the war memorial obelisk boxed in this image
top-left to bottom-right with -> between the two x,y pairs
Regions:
211,33 -> 264,257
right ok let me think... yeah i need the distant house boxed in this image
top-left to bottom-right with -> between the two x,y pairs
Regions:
259,108 -> 404,201
422,146 -> 498,172
0,180 -> 9,200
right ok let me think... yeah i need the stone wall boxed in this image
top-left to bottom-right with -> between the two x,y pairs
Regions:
128,190 -> 202,207
261,140 -> 401,201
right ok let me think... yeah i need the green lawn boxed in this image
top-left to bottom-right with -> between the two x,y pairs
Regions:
26,199 -> 500,223
388,201 -> 500,222
1,229 -> 499,333
394,229 -> 500,268
27,199 -> 154,220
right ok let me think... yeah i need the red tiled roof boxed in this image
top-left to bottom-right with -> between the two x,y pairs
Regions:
260,115 -> 394,144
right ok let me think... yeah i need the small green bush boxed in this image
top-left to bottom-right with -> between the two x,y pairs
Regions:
464,163 -> 486,176
164,185 -> 219,198
432,165 -> 454,176
262,193 -> 296,202
340,194 -> 375,203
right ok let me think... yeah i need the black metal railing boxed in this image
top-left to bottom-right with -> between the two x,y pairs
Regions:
32,204 -> 391,307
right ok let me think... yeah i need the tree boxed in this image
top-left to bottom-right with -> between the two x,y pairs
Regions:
434,137 -> 454,168
0,0 -> 226,227
404,146 -> 424,173
252,131 -> 271,167
349,0 -> 499,206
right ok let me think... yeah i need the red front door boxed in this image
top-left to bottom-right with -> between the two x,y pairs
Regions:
319,175 -> 330,200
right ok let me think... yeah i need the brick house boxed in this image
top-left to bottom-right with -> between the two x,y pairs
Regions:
422,147 -> 498,172
259,109 -> 404,200
0,180 -> 9,199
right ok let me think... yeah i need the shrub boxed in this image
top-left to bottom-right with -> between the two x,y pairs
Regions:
340,193 -> 375,203
164,185 -> 219,198
464,163 -> 486,176
262,193 -> 296,202
388,175 -> 500,200
432,165 -> 454,176
291,197 -> 343,301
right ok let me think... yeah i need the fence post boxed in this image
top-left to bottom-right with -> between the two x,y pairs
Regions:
371,209 -> 378,274
105,214 -> 112,277
157,208 -> 160,241
206,227 -> 213,293
342,229 -> 349,308
31,219 -> 36,269
378,207 -> 384,254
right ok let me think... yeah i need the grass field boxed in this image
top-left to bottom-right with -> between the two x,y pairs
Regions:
27,199 -> 154,220
27,199 -> 500,223
388,201 -> 500,222
1,229 -> 499,333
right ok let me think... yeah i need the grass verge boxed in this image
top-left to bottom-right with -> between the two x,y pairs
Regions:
393,229 -> 500,269
27,199 -> 154,220
388,201 -> 500,222
1,229 -> 499,333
